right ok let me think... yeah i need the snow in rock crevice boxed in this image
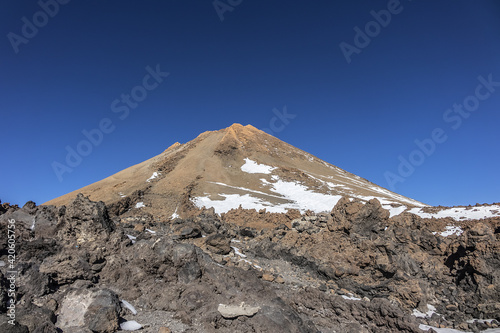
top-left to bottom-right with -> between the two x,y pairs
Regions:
432,226 -> 463,237
146,171 -> 161,182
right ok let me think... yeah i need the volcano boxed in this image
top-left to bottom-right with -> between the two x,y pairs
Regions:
45,123 -> 426,219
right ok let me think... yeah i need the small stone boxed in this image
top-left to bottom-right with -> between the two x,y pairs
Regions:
275,276 -> 285,284
158,328 -> 171,333
133,224 -> 144,232
218,302 -> 260,319
446,304 -> 458,311
262,273 -> 275,282
46,298 -> 58,312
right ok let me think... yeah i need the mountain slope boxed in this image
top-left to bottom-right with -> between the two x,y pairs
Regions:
45,123 -> 426,219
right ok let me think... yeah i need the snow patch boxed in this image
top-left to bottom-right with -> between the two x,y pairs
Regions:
192,194 -> 286,214
230,247 -> 262,269
120,320 -> 142,331
412,304 -> 437,318
467,319 -> 496,324
121,300 -> 137,315
382,205 -> 407,218
192,176 -> 343,214
433,226 -> 463,237
126,235 -> 137,244
171,206 -> 180,219
241,158 -> 276,174
341,295 -> 361,301
145,228 -> 156,234
146,171 -> 161,182
418,324 -> 500,332
231,246 -> 247,258
135,202 -> 145,209
269,177 -> 343,213
409,205 -> 500,221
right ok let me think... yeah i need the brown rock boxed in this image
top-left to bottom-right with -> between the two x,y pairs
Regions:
446,304 -> 458,311
205,233 -> 231,255
158,327 -> 171,333
134,224 -> 145,232
262,273 -> 275,282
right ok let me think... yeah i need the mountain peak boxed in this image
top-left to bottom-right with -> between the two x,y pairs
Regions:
224,123 -> 260,134
45,124 -> 427,219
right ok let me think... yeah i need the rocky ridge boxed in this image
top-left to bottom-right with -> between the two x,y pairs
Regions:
0,194 -> 499,332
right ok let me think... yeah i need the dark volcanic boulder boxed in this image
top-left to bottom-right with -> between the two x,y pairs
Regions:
205,233 -> 231,255
58,193 -> 115,244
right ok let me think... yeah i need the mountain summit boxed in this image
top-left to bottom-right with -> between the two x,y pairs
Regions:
45,123 -> 426,219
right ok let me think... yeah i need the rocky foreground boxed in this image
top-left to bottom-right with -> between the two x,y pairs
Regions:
0,195 -> 499,332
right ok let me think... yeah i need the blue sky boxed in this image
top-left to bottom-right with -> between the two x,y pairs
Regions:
1,0 -> 499,207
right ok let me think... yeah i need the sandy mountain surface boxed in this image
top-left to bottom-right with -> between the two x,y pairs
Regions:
45,123 -> 427,221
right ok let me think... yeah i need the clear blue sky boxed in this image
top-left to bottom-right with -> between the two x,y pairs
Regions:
1,0 -> 499,207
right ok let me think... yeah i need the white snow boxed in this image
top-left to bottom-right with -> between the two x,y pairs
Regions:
193,194 -> 284,214
135,202 -> 145,209
121,300 -> 137,315
230,247 -> 262,269
192,176 -> 344,214
467,319 -> 495,324
409,205 -> 500,221
126,235 -> 137,244
171,206 -> 180,219
119,192 -> 126,198
120,320 -> 142,331
419,324 -> 500,333
209,181 -> 284,200
30,217 -> 36,231
382,205 -> 407,218
270,177 -> 343,213
146,171 -> 161,182
145,228 -> 156,234
432,226 -> 463,237
412,304 -> 437,318
467,319 -> 496,324
241,158 -> 276,174
0,261 -> 5,267
231,246 -> 247,258
303,172 -> 345,189
341,295 -> 361,301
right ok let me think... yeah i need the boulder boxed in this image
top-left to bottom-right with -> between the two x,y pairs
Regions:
205,234 -> 231,255
218,302 -> 260,318
57,288 -> 120,333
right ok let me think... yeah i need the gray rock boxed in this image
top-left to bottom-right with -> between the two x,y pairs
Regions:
57,288 -> 120,333
217,302 -> 260,318
205,234 -> 231,255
